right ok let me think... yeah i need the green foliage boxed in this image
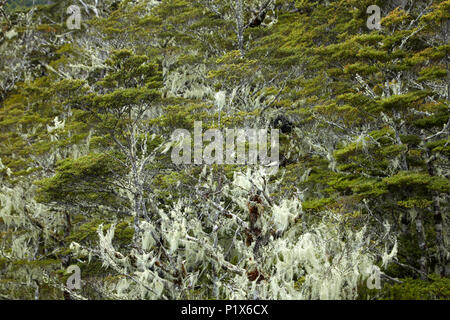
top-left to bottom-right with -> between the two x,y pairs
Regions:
381,276 -> 450,300
0,0 -> 448,300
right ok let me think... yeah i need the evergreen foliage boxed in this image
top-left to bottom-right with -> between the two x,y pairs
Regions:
0,0 -> 448,300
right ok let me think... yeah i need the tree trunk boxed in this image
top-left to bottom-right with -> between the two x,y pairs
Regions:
431,194 -> 447,276
235,0 -> 245,56
414,210 -> 428,279
426,152 -> 447,277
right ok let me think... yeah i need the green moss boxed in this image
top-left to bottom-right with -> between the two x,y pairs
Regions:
302,198 -> 334,212
380,275 -> 450,300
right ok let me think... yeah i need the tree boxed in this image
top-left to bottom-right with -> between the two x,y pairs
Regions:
0,0 -> 448,300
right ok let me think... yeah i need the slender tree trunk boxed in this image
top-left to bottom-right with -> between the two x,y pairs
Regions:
34,280 -> 40,300
63,212 -> 73,299
133,187 -> 143,244
62,255 -> 72,300
426,153 -> 447,277
414,210 -> 428,279
442,18 -> 449,101
393,121 -> 409,171
431,193 -> 447,276
235,0 -> 245,56
400,211 -> 409,235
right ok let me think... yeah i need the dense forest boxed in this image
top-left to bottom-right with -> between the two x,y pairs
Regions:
0,0 -> 448,300
2,0 -> 48,11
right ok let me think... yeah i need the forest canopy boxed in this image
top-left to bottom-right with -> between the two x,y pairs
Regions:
0,0 -> 448,300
